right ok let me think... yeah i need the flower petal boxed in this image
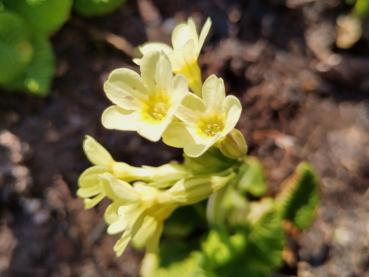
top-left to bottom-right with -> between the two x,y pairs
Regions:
154,52 -> 173,91
172,21 -> 193,50
181,39 -> 198,64
202,75 -> 225,110
78,166 -> 107,188
183,142 -> 209,158
113,231 -> 131,256
132,216 -> 158,248
162,121 -> 194,148
107,204 -> 142,235
146,222 -> 163,253
77,185 -> 101,198
84,194 -> 105,209
137,118 -> 171,142
140,51 -> 172,91
175,93 -> 205,124
104,68 -> 146,109
83,135 -> 113,167
104,202 -> 120,225
101,105 -> 141,131
170,74 -> 189,104
198,18 -> 212,51
101,173 -> 140,203
222,95 -> 242,135
138,42 -> 172,56
162,120 -> 213,157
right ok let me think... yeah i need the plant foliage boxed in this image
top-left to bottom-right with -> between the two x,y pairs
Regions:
74,0 -> 126,17
276,162 -> 319,230
0,0 -> 127,96
0,11 -> 33,85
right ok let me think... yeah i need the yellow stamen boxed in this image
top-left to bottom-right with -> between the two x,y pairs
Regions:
197,114 -> 225,137
142,92 -> 171,122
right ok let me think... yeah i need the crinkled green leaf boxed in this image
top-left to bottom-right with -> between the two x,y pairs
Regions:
276,162 -> 319,230
244,200 -> 285,274
141,240 -> 204,277
74,0 -> 126,17
201,200 -> 285,277
237,157 -> 267,197
0,11 -> 33,85
6,35 -> 55,96
3,0 -> 72,35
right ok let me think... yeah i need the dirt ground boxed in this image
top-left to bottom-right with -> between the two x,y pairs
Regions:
1,0 -> 369,276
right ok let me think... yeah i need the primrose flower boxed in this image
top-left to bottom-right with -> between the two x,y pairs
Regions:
103,176 -> 177,256
102,170 -> 234,256
102,51 -> 188,142
77,136 -> 189,208
135,17 -> 212,95
163,75 -> 242,157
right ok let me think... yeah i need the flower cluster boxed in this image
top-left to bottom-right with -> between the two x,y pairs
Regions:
78,17 -> 247,257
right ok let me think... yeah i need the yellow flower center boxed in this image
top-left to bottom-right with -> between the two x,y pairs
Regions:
142,92 -> 171,122
197,114 -> 225,137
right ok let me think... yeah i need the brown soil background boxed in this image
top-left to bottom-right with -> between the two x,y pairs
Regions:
1,0 -> 369,276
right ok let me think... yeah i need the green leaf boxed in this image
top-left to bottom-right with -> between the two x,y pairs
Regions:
0,11 -> 33,85
276,162 -> 319,230
201,200 -> 285,277
141,241 -> 204,277
6,35 -> 55,96
236,157 -> 267,197
354,0 -> 369,17
73,0 -> 126,17
3,0 -> 72,36
244,200 -> 285,274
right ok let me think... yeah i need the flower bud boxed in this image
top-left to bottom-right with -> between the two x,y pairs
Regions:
218,129 -> 247,159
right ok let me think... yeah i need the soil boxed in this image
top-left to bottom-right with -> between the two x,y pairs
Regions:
1,0 -> 369,276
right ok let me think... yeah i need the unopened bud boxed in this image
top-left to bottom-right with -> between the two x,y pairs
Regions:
218,129 -> 247,159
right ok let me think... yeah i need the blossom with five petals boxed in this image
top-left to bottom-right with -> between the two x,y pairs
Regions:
102,51 -> 188,142
163,75 -> 242,157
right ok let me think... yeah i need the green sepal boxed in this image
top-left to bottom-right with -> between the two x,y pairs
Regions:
184,147 -> 238,175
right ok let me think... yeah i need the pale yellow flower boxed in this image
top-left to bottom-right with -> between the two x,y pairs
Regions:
97,170 -> 235,257
78,136 -> 189,208
102,51 -> 188,142
135,17 -> 212,95
163,75 -> 242,157
103,177 -> 177,256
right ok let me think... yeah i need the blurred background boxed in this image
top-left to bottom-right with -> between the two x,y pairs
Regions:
1,0 -> 369,276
